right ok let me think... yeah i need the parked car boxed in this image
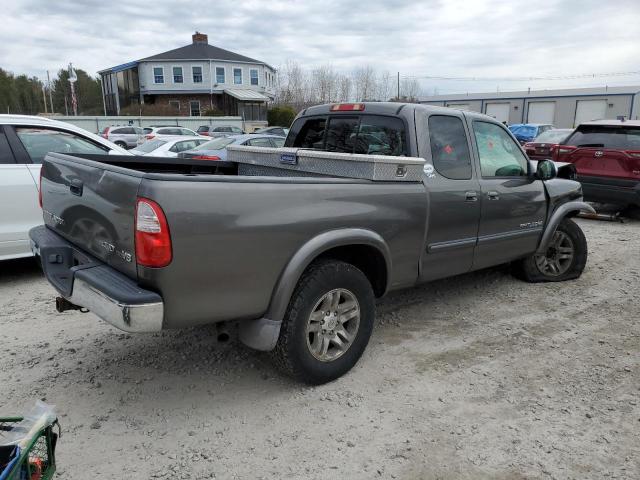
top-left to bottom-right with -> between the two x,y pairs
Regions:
144,126 -> 201,140
130,136 -> 210,157
523,128 -> 573,160
251,126 -> 289,137
509,123 -> 554,144
0,114 -> 129,261
197,125 -> 244,137
100,125 -> 145,149
553,119 -> 640,208
179,134 -> 285,161
31,102 -> 594,384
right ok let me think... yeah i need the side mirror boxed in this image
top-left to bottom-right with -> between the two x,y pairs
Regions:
536,159 -> 557,180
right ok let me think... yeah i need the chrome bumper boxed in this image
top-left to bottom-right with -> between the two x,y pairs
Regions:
67,278 -> 164,333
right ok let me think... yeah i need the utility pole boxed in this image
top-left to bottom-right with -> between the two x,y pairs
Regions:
397,72 -> 400,100
46,70 -> 54,113
42,85 -> 48,113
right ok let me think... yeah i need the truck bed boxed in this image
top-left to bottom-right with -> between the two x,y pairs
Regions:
38,152 -> 428,329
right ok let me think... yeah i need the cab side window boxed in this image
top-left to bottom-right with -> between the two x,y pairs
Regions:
473,121 -> 528,177
15,127 -> 108,164
428,115 -> 472,179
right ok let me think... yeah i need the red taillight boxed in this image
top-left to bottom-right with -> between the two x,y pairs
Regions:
145,134 -> 155,140
192,155 -> 221,161
38,167 -> 43,208
524,142 -> 534,148
330,103 -> 365,112
554,145 -> 576,160
135,198 -> 172,267
101,127 -> 110,139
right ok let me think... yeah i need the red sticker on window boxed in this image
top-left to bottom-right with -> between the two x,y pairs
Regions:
444,144 -> 453,154
488,141 -> 494,149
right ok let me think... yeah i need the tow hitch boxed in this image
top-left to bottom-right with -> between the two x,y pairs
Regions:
55,297 -> 86,313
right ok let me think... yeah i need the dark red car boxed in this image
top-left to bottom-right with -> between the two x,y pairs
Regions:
524,128 -> 573,160
553,120 -> 640,208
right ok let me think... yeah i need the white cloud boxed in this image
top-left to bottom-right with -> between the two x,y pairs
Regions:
1,0 -> 639,94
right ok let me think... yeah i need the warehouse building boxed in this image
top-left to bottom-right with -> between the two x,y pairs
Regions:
419,86 -> 640,127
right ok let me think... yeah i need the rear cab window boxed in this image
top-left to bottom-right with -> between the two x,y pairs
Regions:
285,115 -> 408,156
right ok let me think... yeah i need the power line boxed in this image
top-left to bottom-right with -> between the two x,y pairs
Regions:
401,70 -> 640,82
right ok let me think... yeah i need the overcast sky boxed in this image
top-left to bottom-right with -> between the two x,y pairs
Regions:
2,0 -> 639,95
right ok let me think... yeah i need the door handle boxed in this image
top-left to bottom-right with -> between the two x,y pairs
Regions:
69,179 -> 83,196
465,191 -> 478,202
487,191 -> 500,200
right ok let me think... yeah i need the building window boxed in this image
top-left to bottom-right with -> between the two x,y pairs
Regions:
216,67 -> 225,84
153,67 -> 164,84
192,66 -> 203,83
169,100 -> 180,111
234,68 -> 242,85
173,66 -> 183,83
250,69 -> 259,86
190,100 -> 201,116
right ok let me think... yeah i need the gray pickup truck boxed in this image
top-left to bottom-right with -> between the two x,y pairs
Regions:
30,102 -> 595,384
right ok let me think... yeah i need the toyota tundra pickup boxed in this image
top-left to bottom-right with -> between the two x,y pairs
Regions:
30,102 -> 595,384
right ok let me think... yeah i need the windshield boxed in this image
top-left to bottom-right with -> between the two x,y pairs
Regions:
565,125 -> 640,149
135,139 -> 167,153
534,129 -> 572,143
510,125 -> 537,137
194,137 -> 236,150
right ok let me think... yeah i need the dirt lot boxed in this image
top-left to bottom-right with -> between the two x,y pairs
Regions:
1,218 -> 639,479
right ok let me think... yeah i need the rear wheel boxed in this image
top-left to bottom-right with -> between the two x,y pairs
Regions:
272,260 -> 375,384
516,218 -> 587,282
115,141 -> 127,149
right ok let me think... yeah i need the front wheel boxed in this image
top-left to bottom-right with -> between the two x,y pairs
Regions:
272,260 -> 375,384
515,218 -> 587,282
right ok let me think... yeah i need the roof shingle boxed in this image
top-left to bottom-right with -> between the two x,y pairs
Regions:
139,42 -> 263,64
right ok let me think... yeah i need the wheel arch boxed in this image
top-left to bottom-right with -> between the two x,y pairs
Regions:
266,228 -> 391,323
536,201 -> 594,254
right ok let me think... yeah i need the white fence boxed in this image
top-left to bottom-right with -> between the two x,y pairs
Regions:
52,116 -> 266,134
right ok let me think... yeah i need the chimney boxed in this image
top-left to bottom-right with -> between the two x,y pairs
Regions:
192,32 -> 208,44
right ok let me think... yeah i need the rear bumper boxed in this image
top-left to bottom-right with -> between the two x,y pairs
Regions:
579,175 -> 640,207
29,225 -> 164,332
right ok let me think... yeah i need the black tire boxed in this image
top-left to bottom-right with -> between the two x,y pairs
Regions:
272,260 -> 375,384
115,141 -> 127,149
515,218 -> 587,283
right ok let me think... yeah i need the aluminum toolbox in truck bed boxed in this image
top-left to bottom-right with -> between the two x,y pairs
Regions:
227,145 -> 426,182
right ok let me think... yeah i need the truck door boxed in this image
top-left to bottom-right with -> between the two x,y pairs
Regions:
469,119 -> 547,269
420,113 -> 481,281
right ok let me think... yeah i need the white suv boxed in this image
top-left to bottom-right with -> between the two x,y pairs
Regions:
0,115 -> 129,261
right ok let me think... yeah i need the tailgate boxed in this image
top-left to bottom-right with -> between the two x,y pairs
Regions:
40,153 -> 142,279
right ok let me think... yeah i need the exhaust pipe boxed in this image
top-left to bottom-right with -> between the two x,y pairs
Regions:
216,322 -> 230,343
55,297 -> 84,313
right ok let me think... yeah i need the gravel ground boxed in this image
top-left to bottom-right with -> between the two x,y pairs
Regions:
1,218 -> 639,479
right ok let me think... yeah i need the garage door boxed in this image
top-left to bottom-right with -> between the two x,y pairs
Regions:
447,104 -> 470,111
574,100 -> 607,126
527,102 -> 556,124
485,103 -> 510,123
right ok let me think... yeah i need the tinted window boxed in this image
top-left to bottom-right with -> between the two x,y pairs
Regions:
231,127 -> 243,133
247,137 -> 273,147
325,117 -> 358,153
0,129 -> 15,164
158,128 -> 181,135
473,121 -> 528,177
354,116 -> 406,155
197,126 -> 209,133
534,129 -> 572,143
15,127 -> 108,163
169,140 -> 200,152
180,129 -> 194,135
272,137 -> 285,147
287,115 -> 407,156
135,139 -> 167,153
143,127 -> 153,134
564,125 -> 640,149
194,137 -> 235,150
428,115 -> 472,179
114,127 -> 135,134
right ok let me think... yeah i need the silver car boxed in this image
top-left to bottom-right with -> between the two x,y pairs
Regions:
101,126 -> 145,149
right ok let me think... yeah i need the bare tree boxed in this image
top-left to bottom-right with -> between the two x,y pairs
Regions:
353,65 -> 376,101
310,64 -> 339,104
337,74 -> 352,102
375,71 -> 393,102
399,77 -> 423,102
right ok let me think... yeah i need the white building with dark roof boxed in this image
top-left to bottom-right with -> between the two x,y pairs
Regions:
99,32 -> 276,119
